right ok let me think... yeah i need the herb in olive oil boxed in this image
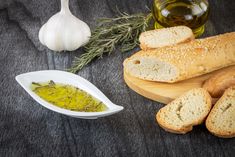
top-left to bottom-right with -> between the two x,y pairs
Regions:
31,80 -> 107,112
152,0 -> 209,37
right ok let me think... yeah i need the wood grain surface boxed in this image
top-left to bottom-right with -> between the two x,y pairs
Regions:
0,0 -> 234,157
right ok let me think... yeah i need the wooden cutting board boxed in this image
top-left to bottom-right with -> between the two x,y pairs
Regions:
124,66 -> 235,104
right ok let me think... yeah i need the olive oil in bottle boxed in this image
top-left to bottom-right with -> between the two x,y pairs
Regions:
152,0 -> 209,37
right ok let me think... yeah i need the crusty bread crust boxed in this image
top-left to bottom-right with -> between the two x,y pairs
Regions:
156,88 -> 212,134
203,66 -> 235,98
139,26 -> 194,50
156,121 -> 193,134
140,37 -> 194,50
124,32 -> 235,83
206,86 -> 235,138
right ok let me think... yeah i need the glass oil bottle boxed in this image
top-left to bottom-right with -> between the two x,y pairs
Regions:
152,0 -> 209,37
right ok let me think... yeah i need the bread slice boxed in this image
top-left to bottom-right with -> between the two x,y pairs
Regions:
124,32 -> 235,83
156,88 -> 212,134
203,66 -> 235,98
139,26 -> 194,50
206,86 -> 235,138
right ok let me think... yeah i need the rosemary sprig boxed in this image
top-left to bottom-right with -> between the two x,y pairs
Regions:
68,11 -> 152,73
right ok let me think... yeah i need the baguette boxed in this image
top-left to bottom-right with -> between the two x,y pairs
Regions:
124,32 -> 235,83
139,26 -> 194,50
156,88 -> 212,134
203,66 -> 235,98
206,86 -> 235,138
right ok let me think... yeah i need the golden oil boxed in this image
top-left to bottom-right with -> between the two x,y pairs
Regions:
31,80 -> 107,112
152,0 -> 209,37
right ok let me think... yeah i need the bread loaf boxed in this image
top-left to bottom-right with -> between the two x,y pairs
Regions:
206,86 -> 235,138
124,32 -> 235,83
203,66 -> 235,98
156,88 -> 212,134
139,26 -> 194,50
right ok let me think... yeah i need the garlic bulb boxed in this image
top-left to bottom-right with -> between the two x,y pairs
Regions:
39,0 -> 91,51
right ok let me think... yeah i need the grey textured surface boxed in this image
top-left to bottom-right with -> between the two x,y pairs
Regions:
0,0 -> 235,157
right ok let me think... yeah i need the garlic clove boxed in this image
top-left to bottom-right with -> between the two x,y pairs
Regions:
39,14 -> 64,51
61,15 -> 91,51
38,0 -> 91,52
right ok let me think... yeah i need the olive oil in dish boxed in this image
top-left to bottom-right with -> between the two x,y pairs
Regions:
31,80 -> 107,112
152,0 -> 209,37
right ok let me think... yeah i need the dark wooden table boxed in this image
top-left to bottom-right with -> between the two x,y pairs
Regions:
0,0 -> 235,156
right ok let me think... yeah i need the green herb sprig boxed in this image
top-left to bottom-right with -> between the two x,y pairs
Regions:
68,11 -> 152,73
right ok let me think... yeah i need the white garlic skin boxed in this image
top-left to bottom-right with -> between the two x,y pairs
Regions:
39,0 -> 91,51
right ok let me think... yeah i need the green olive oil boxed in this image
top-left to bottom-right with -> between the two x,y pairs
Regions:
152,0 -> 209,37
31,80 -> 107,112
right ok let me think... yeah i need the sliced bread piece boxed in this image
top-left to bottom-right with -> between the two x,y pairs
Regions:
156,88 -> 212,134
206,86 -> 235,138
124,32 -> 235,83
203,66 -> 235,98
139,26 -> 194,50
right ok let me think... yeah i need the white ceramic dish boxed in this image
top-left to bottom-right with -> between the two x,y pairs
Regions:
15,70 -> 124,119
